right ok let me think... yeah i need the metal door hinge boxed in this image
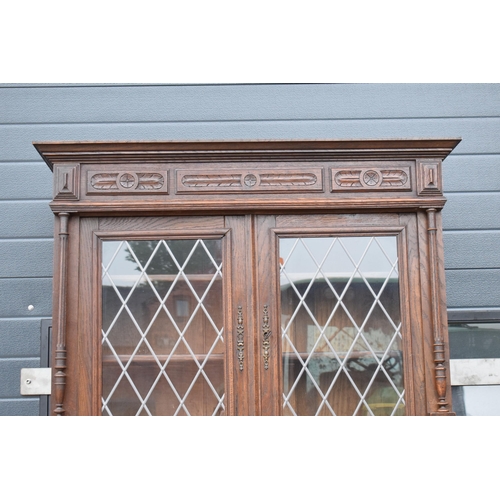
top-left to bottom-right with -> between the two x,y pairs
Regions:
20,368 -> 52,396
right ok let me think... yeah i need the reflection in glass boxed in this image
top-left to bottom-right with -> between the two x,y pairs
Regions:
280,236 -> 405,416
101,239 -> 224,416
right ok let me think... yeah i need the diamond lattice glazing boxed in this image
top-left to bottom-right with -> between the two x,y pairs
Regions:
280,236 -> 405,416
101,239 -> 224,416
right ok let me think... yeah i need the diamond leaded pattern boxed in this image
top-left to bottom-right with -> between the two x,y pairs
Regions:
101,239 -> 224,416
280,236 -> 405,416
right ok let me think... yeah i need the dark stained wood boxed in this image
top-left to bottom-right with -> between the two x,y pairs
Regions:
254,215 -> 280,416
40,139 -> 460,416
53,212 -> 69,415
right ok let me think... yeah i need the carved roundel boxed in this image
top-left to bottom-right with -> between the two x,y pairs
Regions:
119,173 -> 136,189
363,170 -> 380,186
244,174 -> 258,187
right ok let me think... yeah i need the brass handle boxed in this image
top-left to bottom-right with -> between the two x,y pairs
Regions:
262,304 -> 271,370
237,306 -> 244,371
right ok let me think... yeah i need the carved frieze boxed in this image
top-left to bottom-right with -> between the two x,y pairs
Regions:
176,168 -> 323,193
330,165 -> 411,192
87,171 -> 168,194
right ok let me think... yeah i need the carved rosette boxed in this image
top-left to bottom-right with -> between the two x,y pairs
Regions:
331,166 -> 411,191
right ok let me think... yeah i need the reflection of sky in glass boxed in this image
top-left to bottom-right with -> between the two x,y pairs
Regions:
102,241 -> 146,286
280,236 -> 398,280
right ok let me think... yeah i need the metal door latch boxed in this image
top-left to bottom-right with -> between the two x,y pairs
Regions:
20,368 -> 52,396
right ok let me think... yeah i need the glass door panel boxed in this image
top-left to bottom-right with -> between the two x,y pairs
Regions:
279,235 -> 405,416
101,238 -> 224,416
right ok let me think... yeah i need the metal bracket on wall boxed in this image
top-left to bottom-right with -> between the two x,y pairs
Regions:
20,368 -> 52,396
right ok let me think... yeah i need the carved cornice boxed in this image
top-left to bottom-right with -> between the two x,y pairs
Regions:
34,139 -> 461,170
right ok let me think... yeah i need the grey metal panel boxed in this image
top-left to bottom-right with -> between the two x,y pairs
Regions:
0,240 -> 53,278
0,163 -> 53,199
0,118 -> 499,162
443,231 -> 500,269
0,398 -> 40,416
0,202 -> 53,238
0,358 -> 39,398
0,278 -> 52,318
1,84 -> 499,124
446,269 -> 500,308
0,319 -> 42,357
443,155 -> 500,193
442,193 -> 500,230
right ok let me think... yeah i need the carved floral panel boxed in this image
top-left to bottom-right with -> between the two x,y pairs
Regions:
87,171 -> 168,195
330,165 -> 412,192
176,167 -> 324,193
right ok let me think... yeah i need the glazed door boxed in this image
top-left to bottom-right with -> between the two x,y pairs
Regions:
70,215 -> 254,416
256,214 -> 418,416
69,213 -> 419,416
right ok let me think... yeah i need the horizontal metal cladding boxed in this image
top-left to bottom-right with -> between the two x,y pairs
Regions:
0,163 -> 53,200
443,231 -> 500,269
4,118 -> 500,161
1,84 -> 499,123
0,358 -> 39,398
442,193 -> 500,230
0,240 -> 53,278
0,278 -> 52,318
442,155 -> 500,193
0,202 -> 53,238
0,398 -> 40,416
446,269 -> 500,308
0,319 -> 43,357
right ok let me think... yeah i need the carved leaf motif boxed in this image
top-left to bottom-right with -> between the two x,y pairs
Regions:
182,174 -> 242,187
380,170 -> 409,186
334,170 -> 362,187
137,173 -> 164,190
90,173 -> 119,190
260,173 -> 317,186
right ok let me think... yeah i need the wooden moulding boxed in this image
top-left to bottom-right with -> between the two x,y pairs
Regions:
35,139 -> 461,215
427,209 -> 455,416
54,212 -> 70,415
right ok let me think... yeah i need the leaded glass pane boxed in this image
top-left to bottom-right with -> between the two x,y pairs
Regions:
280,236 -> 405,416
101,239 -> 224,416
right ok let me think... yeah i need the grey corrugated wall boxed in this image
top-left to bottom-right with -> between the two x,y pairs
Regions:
1,83 -> 499,415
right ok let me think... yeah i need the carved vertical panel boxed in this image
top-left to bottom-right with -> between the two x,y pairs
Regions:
54,164 -> 80,200
417,160 -> 442,195
54,212 -> 70,415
